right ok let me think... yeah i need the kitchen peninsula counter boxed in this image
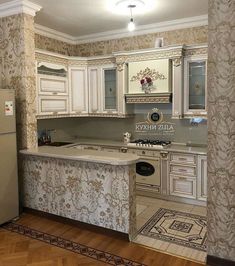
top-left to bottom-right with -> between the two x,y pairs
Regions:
20,146 -> 138,239
20,145 -> 139,165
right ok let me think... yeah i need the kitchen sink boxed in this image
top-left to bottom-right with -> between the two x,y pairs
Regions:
41,141 -> 74,147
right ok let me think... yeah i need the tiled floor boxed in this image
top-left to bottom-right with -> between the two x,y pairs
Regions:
134,196 -> 207,263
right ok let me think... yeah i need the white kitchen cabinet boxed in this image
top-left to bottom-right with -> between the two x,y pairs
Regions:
88,67 -> 101,114
101,65 -> 118,114
169,152 -> 197,199
170,153 -> 196,165
38,75 -> 68,95
38,96 -> 69,115
172,58 -> 183,119
170,175 -> 196,199
69,67 -> 88,114
37,62 -> 69,116
88,64 -> 118,115
197,155 -> 207,201
183,56 -> 207,117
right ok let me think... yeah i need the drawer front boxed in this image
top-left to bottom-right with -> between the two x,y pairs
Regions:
170,175 -> 196,199
170,164 -> 196,177
38,96 -> 68,115
170,153 -> 196,165
127,148 -> 155,157
38,75 -> 68,95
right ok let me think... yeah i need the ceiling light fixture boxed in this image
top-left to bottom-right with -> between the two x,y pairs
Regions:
127,4 -> 136,31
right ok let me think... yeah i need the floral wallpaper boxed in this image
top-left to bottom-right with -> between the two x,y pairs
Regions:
0,14 -> 37,149
75,26 -> 208,56
35,34 -> 77,56
207,0 -> 235,262
22,155 -> 137,238
35,26 -> 208,56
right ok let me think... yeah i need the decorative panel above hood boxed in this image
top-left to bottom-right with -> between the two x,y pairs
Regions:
114,45 -> 184,104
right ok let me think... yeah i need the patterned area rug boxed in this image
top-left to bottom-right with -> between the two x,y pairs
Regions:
139,208 -> 207,251
3,223 -> 145,266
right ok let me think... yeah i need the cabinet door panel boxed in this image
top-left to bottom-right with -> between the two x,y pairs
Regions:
101,66 -> 117,113
70,68 -> 88,114
88,68 -> 100,113
184,57 -> 207,117
170,175 -> 196,199
38,75 -> 68,95
38,96 -> 68,115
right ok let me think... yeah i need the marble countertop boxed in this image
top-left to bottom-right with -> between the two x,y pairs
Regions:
20,146 -> 139,166
67,138 -> 207,155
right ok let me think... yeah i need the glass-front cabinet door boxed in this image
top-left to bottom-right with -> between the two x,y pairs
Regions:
102,66 -> 117,113
184,57 -> 207,117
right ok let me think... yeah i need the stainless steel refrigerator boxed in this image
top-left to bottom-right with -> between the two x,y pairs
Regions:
0,89 -> 19,224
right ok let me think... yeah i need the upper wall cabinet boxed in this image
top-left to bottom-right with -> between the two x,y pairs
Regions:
171,44 -> 208,119
37,62 -> 69,116
87,64 -> 118,115
36,50 -> 132,119
69,67 -> 88,115
101,65 -> 118,114
184,56 -> 207,117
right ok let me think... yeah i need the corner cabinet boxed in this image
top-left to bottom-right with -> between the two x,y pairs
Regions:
184,56 -> 207,117
37,62 -> 69,116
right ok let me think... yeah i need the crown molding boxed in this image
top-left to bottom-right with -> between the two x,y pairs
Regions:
35,14 -> 208,45
35,24 -> 77,45
0,0 -> 41,18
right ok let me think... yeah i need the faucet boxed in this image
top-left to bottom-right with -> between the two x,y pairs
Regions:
38,129 -> 56,146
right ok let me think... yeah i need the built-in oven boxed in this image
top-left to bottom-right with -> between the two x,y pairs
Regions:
136,156 -> 161,192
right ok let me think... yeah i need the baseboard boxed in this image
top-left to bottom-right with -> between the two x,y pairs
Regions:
23,207 -> 129,241
207,255 -> 235,266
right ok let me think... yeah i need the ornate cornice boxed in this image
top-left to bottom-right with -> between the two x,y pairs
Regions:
36,53 -> 69,67
172,58 -> 182,67
36,113 -> 131,120
35,15 -> 208,45
125,93 -> 172,104
0,0 -> 41,18
87,58 -> 115,66
115,47 -> 184,64
184,44 -> 208,57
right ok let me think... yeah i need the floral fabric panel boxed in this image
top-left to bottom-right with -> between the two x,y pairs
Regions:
22,156 -> 136,236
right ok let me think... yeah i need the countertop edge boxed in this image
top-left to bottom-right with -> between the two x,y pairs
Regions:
20,149 -> 139,166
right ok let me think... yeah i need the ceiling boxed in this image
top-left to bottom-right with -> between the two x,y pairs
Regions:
0,0 -> 208,37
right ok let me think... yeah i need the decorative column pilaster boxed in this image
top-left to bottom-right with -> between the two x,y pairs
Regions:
207,0 -> 235,263
0,0 -> 41,149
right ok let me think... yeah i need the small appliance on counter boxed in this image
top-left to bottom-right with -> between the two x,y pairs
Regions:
123,132 -> 131,144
